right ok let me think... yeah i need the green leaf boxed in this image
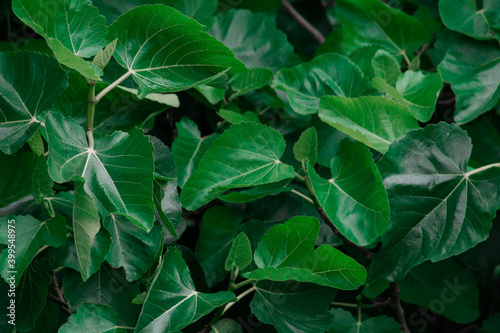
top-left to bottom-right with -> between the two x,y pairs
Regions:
136,247 -> 236,332
210,319 -> 243,333
217,109 -> 260,125
463,117 -> 500,167
272,53 -> 368,115
208,9 -> 300,72
328,308 -> 401,333
45,111 -> 156,230
318,96 -> 419,153
225,232 -> 252,272
64,264 -> 140,327
32,156 -> 54,204
12,0 -> 108,80
219,181 -> 292,203
251,280 -> 336,333
195,206 -> 244,287
480,313 -> 500,333
59,304 -> 124,333
439,0 -> 500,41
438,39 -> 500,124
336,0 -> 429,60
194,84 -> 226,104
370,123 -> 500,281
0,152 -> 37,207
181,122 -> 295,210
308,140 -> 390,245
73,180 -> 110,281
0,215 -> 66,285
399,258 -> 479,324
172,117 -> 219,188
0,51 -> 68,154
27,130 -> 44,156
372,70 -> 443,122
293,127 -> 318,165
16,259 -> 51,332
103,215 -> 164,282
93,39 -> 118,70
108,4 -> 245,98
245,216 -> 367,289
174,0 -> 218,26
371,50 -> 401,85
228,68 -> 274,100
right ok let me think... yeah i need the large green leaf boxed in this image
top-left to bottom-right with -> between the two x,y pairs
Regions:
272,53 -> 368,115
439,0 -> 500,41
0,51 -> 68,154
59,304 -> 124,333
371,50 -> 401,85
171,117 -> 218,188
103,215 -> 164,282
399,258 -> 479,324
336,0 -> 429,60
45,111 -> 155,230
195,206 -> 244,287
208,9 -> 300,72
109,4 -> 245,98
245,216 -> 367,289
181,122 -> 295,210
32,156 -> 54,204
250,280 -> 337,333
16,259 -> 51,332
372,70 -> 443,122
370,123 -> 500,281
73,181 -> 111,281
318,96 -> 419,153
174,0 -> 217,26
64,264 -> 140,327
225,232 -> 252,272
308,140 -> 390,245
328,308 -> 401,333
135,247 -> 235,332
438,40 -> 500,124
12,0 -> 107,80
0,215 -> 66,285
0,152 -> 37,207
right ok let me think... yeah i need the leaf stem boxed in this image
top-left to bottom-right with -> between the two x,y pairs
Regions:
389,283 -> 410,333
290,189 -> 314,205
94,70 -> 133,103
221,286 -> 257,316
232,278 -> 254,290
401,51 -> 411,68
281,1 -> 325,44
116,327 -> 135,330
466,163 -> 500,176
294,172 -> 305,182
331,301 -> 358,308
86,80 -> 96,149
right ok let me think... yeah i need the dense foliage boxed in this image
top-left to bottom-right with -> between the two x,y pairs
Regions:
1,0 -> 500,332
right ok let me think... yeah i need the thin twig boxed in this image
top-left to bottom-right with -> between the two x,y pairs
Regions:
417,44 -> 429,58
290,189 -> 314,205
50,271 -> 71,316
282,1 -> 326,44
389,283 -> 410,333
95,70 -> 133,103
47,293 -> 71,315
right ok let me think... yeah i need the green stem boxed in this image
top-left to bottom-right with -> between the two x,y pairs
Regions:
466,163 -> 500,176
294,172 -> 305,182
290,189 -> 314,205
221,286 -> 257,316
116,326 -> 135,330
94,70 -> 133,103
66,225 -> 74,233
232,279 -> 254,290
86,81 -> 96,149
331,301 -> 358,309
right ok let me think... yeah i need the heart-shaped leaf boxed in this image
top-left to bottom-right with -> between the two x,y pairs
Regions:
135,247 -> 235,332
225,232 -> 252,272
108,4 -> 245,98
0,51 -> 68,154
293,127 -> 318,165
370,122 -> 500,281
318,96 -> 419,153
59,304 -> 124,333
181,122 -> 295,210
371,50 -> 401,85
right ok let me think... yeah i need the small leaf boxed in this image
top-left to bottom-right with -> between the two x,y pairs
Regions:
172,118 -> 219,188
371,123 -> 500,281
12,0 -> 108,80
59,304 -> 123,333
0,215 -> 66,285
308,140 -> 390,245
109,4 -> 245,98
228,68 -> 273,100
319,96 -> 419,153
196,206 -> 244,287
293,127 -> 318,165
208,9 -> 300,72
194,84 -> 226,105
217,109 -> 260,125
27,130 -> 44,156
210,319 -> 243,333
32,156 -> 54,204
328,308 -> 401,333
225,232 -> 252,272
251,280 -> 336,333
0,51 -> 68,154
272,53 -> 368,115
135,247 -> 236,332
93,39 -> 118,70
371,50 -> 401,85
181,122 -> 295,210
245,216 -> 367,289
